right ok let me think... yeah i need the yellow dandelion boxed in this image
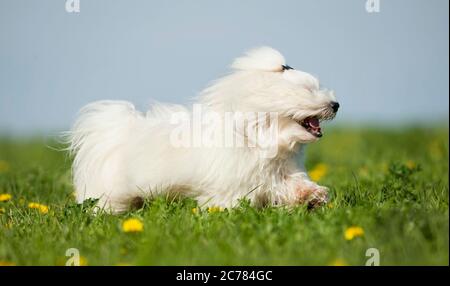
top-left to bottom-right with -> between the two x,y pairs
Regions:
0,194 -> 12,202
79,256 -> 88,266
328,259 -> 348,266
28,202 -> 49,214
327,202 -> 334,209
0,261 -> 15,266
192,207 -> 199,214
405,160 -> 416,170
0,160 -> 10,173
207,206 -> 224,213
122,218 -> 144,233
115,262 -> 132,266
344,226 -> 364,240
309,163 -> 328,182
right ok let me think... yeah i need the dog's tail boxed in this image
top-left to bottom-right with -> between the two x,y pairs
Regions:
65,100 -> 142,209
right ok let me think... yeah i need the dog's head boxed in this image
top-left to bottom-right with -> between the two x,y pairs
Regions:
199,47 -> 339,149
230,47 -> 339,145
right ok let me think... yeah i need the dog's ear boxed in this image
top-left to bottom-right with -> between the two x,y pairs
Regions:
231,47 -> 286,72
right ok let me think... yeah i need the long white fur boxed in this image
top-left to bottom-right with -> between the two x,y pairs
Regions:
67,47 -> 337,213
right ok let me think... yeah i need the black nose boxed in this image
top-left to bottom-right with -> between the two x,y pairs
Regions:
330,101 -> 340,113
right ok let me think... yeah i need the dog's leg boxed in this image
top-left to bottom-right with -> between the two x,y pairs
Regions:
288,173 -> 329,209
269,172 -> 328,209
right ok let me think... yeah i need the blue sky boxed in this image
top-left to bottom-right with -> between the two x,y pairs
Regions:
0,0 -> 448,134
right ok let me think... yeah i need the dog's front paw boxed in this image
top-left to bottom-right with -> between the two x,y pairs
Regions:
296,184 -> 329,209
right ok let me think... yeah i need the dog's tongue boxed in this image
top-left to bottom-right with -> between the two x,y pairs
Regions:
304,117 -> 322,137
306,117 -> 320,129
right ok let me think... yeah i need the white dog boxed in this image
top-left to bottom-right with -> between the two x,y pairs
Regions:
67,47 -> 339,213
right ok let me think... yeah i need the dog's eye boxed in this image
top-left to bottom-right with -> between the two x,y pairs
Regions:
282,65 -> 293,71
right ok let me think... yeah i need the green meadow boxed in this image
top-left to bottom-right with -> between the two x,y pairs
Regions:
0,127 -> 448,265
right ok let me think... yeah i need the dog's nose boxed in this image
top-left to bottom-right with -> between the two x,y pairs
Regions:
330,101 -> 340,113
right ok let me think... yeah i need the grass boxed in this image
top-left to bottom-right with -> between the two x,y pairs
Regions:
0,126 -> 448,266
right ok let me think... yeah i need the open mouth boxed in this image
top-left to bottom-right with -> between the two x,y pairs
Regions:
297,117 -> 322,137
